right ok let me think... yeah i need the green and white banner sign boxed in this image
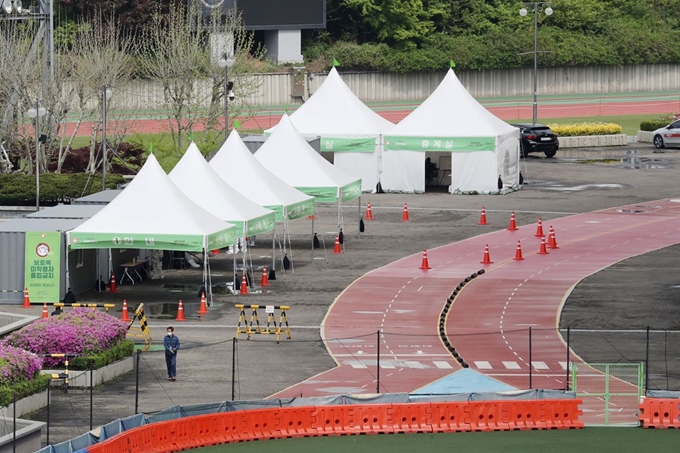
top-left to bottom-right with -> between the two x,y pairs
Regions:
244,213 -> 276,237
296,186 -> 338,203
341,180 -> 362,202
384,136 -> 495,152
69,228 -> 236,252
321,137 -> 376,153
25,232 -> 61,303
285,199 -> 315,220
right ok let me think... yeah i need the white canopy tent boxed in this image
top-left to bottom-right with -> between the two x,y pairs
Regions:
382,69 -> 521,194
209,130 -> 316,274
265,67 -> 394,193
67,154 -> 237,300
255,114 -> 362,238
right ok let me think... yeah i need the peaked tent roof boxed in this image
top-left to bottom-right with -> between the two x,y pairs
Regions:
265,67 -> 394,137
254,114 -> 362,203
67,154 -> 236,252
387,69 -> 517,137
169,142 -> 276,238
209,130 -> 315,222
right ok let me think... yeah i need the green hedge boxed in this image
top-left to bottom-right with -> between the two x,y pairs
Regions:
0,374 -> 50,408
70,339 -> 135,370
0,173 -> 125,206
639,115 -> 675,131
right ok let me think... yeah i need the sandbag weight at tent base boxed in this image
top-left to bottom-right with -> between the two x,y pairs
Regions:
235,304 -> 291,343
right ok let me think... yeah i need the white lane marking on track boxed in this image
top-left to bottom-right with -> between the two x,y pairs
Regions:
417,286 -> 423,292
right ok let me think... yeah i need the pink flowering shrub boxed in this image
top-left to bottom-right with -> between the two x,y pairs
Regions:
4,308 -> 128,367
0,343 -> 43,384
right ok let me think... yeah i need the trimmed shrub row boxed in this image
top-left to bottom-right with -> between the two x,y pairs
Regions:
0,173 -> 125,206
548,123 -> 623,137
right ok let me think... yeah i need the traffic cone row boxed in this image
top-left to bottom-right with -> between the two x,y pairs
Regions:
419,250 -> 431,270
333,235 -> 342,254
514,240 -> 524,260
240,274 -> 249,295
365,202 -> 374,220
480,244 -> 493,264
535,218 -> 544,237
478,207 -> 488,225
22,287 -> 31,308
507,211 -> 518,231
261,266 -> 269,287
548,226 -> 559,249
176,300 -> 186,321
109,271 -> 117,293
41,303 -> 48,318
402,203 -> 410,221
538,236 -> 549,255
198,292 -> 209,314
121,299 -> 130,321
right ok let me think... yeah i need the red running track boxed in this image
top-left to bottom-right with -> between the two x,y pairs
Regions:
271,198 -> 680,404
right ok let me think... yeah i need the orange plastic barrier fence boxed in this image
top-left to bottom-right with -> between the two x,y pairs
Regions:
85,399 -> 583,452
639,398 -> 680,428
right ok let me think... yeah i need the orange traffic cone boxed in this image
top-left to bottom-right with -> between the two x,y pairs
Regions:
480,244 -> 493,264
419,250 -> 431,270
109,271 -> 117,293
365,201 -> 374,220
22,287 -> 31,308
212,249 -> 220,255
478,206 -> 488,225
41,303 -> 48,319
198,292 -> 209,314
121,299 -> 130,321
514,240 -> 524,260
535,218 -> 544,237
507,211 -> 518,231
538,236 -> 549,255
402,203 -> 410,221
261,266 -> 270,287
176,300 -> 186,321
548,226 -> 560,249
240,274 -> 249,295
333,235 -> 342,254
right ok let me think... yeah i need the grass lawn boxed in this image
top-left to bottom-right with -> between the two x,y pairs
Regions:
195,428 -> 678,453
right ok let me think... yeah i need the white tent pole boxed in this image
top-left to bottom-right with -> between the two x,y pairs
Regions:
64,239 -> 70,297
287,223 -> 295,274
108,248 -> 112,281
357,195 -> 361,240
95,249 -> 100,293
310,215 -> 315,263
271,224 -> 276,274
232,252 -> 237,293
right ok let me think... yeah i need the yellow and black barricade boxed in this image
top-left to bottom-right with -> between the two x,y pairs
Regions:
126,303 -> 152,351
44,353 -> 75,390
235,304 -> 291,343
54,302 -> 116,313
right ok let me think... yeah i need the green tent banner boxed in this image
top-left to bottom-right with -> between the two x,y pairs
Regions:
295,186 -> 338,203
341,180 -> 362,202
25,232 -> 61,303
384,136 -> 495,152
320,137 -> 376,153
285,199 -> 316,220
244,213 -> 277,237
69,228 -> 236,252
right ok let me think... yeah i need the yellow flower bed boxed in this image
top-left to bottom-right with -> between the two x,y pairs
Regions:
547,122 -> 623,137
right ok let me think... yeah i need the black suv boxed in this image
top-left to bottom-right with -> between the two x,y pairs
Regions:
511,123 -> 559,158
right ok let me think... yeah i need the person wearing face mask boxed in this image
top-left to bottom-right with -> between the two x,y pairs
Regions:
164,326 -> 180,381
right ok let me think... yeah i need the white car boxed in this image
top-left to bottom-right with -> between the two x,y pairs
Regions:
652,120 -> 680,149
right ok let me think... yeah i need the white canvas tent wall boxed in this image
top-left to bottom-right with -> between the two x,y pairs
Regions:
209,130 -> 315,222
169,142 -> 276,239
265,68 -> 393,193
209,131 -> 316,274
67,154 -> 236,252
255,114 -> 362,233
67,154 -> 237,302
382,69 -> 521,194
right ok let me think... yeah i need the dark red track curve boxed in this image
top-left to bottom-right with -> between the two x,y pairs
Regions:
271,199 -> 680,403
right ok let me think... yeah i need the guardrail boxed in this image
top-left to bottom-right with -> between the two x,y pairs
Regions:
85,399 -> 583,452
639,398 -> 680,428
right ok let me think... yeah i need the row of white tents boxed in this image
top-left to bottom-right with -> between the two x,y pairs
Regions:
269,68 -> 521,194
65,118 -> 363,295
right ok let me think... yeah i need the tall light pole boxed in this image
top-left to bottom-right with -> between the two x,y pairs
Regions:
217,54 -> 235,138
101,85 -> 112,191
520,2 -> 553,125
27,101 -> 47,211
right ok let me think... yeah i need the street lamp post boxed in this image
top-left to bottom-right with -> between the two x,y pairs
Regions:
217,54 -> 235,138
27,101 -> 47,211
101,85 -> 112,191
519,2 -> 553,125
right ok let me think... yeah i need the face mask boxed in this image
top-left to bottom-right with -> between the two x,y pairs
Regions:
167,332 -> 173,336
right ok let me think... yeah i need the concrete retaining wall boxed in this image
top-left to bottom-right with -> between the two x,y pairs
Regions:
559,134 -> 628,148
42,356 -> 134,388
0,417 -> 44,453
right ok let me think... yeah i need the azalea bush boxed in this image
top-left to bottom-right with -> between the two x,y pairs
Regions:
4,308 -> 128,367
0,343 -> 43,384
